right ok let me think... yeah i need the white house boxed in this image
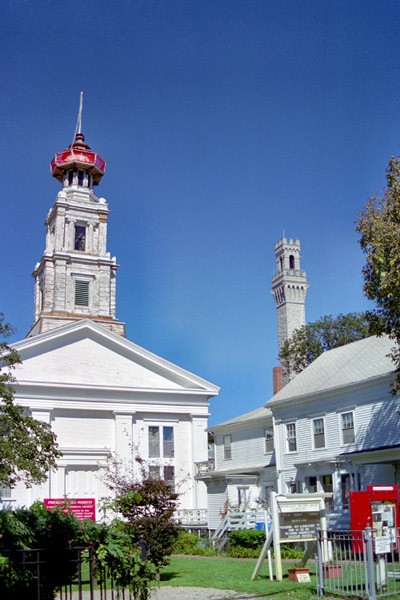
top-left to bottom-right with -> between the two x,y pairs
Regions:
198,406 -> 276,530
268,334 -> 400,528
2,126 -> 219,524
203,236 -> 400,531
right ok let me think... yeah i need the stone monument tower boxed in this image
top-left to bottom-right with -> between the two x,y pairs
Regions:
27,96 -> 125,337
271,237 -> 308,385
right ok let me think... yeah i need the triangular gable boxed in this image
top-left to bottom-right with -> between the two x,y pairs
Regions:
11,319 -> 219,394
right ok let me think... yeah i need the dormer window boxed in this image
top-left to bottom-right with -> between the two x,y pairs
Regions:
74,225 -> 86,251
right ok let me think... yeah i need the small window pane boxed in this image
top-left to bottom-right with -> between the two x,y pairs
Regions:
265,426 -> 274,453
164,466 -> 175,489
149,426 -> 160,458
0,486 -> 11,499
78,170 -> 84,186
313,418 -> 325,449
163,426 -> 174,458
223,435 -> 232,460
287,423 -> 297,452
149,465 -> 160,480
342,412 -> 355,444
75,281 -> 89,306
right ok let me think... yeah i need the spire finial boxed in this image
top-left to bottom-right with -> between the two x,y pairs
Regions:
73,92 -> 83,142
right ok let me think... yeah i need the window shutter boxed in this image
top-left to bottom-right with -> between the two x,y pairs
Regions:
75,281 -> 89,306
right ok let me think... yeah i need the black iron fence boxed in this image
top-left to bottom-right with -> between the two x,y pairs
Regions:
316,528 -> 400,600
0,546 -> 136,600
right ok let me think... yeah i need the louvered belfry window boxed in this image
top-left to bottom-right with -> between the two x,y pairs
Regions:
75,281 -> 89,306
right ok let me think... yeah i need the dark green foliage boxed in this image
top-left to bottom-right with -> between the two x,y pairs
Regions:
228,528 -> 265,549
0,313 -> 61,487
0,502 -> 88,600
0,502 -> 155,600
105,457 -> 181,570
356,157 -> 400,393
279,312 -> 371,377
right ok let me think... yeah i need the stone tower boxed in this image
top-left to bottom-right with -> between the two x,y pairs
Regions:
271,237 -> 308,382
27,124 -> 125,338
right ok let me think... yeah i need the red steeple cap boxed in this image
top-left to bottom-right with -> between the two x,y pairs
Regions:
50,132 -> 106,186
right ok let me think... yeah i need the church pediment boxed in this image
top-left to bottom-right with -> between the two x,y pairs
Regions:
11,320 -> 219,395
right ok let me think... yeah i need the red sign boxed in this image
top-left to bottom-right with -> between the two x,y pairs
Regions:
44,498 -> 96,521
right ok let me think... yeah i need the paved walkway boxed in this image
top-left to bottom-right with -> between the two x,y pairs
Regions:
150,586 -> 251,599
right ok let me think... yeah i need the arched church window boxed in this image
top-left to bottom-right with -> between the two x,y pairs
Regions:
289,255 -> 295,269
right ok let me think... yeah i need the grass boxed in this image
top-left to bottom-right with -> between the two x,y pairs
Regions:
158,556 -> 320,599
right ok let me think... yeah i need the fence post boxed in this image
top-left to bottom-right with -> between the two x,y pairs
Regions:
364,526 -> 376,600
316,530 -> 324,597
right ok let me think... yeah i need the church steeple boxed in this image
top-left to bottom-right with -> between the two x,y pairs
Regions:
27,100 -> 125,338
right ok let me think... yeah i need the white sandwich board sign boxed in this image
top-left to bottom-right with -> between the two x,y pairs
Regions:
252,492 -> 328,582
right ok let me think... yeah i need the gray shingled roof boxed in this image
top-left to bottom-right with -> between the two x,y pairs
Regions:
209,405 -> 272,432
267,334 -> 395,406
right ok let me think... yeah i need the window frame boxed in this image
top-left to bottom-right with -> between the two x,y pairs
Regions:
264,426 -> 274,453
148,425 -> 175,459
163,465 -> 175,489
312,417 -> 326,449
341,411 -> 355,445
286,422 -> 297,453
223,434 -> 232,460
74,224 -> 86,252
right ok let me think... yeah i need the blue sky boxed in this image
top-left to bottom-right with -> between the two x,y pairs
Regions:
1,1 -> 399,425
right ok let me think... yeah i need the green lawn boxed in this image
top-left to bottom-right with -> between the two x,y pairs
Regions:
159,557 -> 320,599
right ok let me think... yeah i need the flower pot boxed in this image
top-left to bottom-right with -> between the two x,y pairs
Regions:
322,564 -> 342,579
287,567 -> 311,582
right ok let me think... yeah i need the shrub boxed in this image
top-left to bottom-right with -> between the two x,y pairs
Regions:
0,502 -> 155,600
173,532 -> 216,556
228,529 -> 266,550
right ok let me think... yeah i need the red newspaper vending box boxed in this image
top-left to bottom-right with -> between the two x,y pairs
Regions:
350,485 -> 399,552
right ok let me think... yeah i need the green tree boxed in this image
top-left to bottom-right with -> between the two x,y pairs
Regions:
0,313 -> 61,488
279,312 -> 371,376
356,156 -> 400,393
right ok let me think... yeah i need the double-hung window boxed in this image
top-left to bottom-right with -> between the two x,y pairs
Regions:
313,417 -> 325,449
264,426 -> 274,453
341,412 -> 355,444
286,423 -> 297,452
223,435 -> 232,460
163,466 -> 175,489
148,426 -> 174,458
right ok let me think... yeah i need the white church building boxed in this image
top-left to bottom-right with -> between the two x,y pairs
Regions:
4,126 -> 219,523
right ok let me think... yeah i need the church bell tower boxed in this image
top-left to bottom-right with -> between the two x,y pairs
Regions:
27,99 -> 125,338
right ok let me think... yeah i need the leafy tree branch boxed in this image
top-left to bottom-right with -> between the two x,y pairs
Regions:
0,313 -> 61,488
